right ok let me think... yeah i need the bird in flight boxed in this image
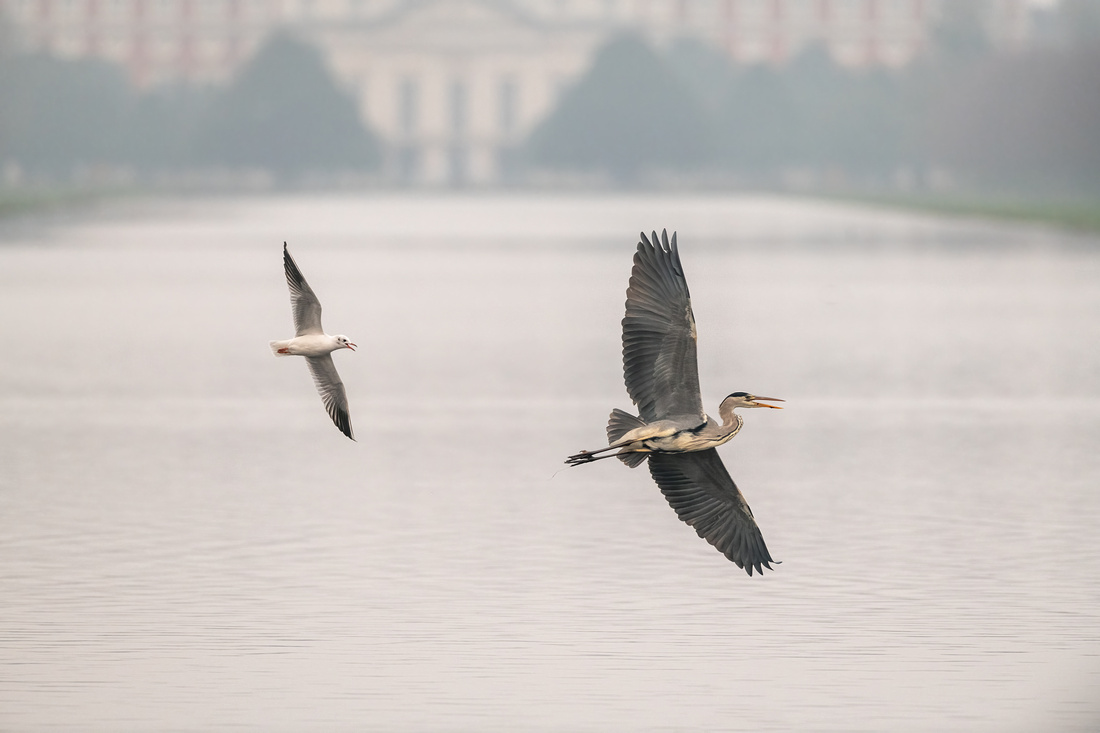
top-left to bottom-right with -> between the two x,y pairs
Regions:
566,230 -> 782,575
270,243 -> 356,440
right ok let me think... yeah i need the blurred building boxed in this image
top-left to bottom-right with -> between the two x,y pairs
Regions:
0,0 -> 1035,184
315,1 -> 603,184
0,0 -> 279,87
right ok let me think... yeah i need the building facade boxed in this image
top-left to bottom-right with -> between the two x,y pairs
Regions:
313,1 -> 604,184
0,0 -> 1032,183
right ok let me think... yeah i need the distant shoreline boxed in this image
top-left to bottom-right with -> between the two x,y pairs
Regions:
0,187 -> 124,222
4,186 -> 1098,236
809,191 -> 1100,235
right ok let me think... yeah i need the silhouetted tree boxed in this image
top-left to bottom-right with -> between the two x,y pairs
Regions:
0,54 -> 131,175
0,10 -> 16,54
714,65 -> 799,172
712,45 -> 919,179
666,37 -> 735,117
523,34 -> 714,181
791,48 -> 909,173
930,2 -> 991,61
193,33 -> 380,177
126,84 -> 213,170
1060,0 -> 1100,48
926,47 -> 1100,190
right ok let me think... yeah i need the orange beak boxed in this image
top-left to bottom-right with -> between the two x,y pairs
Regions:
347,343 -> 357,351
754,396 -> 784,409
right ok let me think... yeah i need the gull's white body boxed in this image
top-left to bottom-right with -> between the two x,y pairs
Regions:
270,333 -> 348,358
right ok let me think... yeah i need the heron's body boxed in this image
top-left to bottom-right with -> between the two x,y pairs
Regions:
565,230 -> 782,575
603,408 -> 743,457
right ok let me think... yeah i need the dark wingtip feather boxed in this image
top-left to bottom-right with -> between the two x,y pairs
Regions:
648,452 -> 777,578
283,243 -> 308,291
337,409 -> 354,441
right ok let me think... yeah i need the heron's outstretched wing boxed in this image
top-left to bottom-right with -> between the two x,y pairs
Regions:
622,230 -> 704,423
648,450 -> 775,576
305,354 -> 354,440
283,243 -> 324,337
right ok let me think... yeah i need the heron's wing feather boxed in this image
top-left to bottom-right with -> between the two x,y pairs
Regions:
305,354 -> 354,440
284,243 -> 324,336
648,450 -> 775,576
622,230 -> 704,423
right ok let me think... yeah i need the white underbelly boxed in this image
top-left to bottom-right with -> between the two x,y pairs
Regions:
286,334 -> 337,357
637,430 -> 735,454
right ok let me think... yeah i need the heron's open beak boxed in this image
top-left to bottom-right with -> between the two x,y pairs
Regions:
753,396 -> 784,409
347,343 -> 357,351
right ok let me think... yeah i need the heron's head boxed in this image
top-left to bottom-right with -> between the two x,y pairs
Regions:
335,335 -> 357,351
721,392 -> 784,410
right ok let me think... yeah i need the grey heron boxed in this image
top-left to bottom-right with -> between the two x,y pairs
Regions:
566,230 -> 782,575
270,242 -> 356,440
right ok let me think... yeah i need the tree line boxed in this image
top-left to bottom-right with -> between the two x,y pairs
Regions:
526,30 -> 1100,192
0,34 -> 379,183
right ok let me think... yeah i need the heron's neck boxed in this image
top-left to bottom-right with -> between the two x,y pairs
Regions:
717,402 -> 743,432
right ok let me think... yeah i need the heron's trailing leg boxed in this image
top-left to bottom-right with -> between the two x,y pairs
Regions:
565,447 -> 617,466
566,449 -> 625,467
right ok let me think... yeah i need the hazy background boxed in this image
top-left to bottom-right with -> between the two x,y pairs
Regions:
2,1 -> 1100,731
1,0 -> 1098,198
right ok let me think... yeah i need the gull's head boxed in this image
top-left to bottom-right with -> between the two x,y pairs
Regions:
335,335 -> 357,351
721,392 -> 784,410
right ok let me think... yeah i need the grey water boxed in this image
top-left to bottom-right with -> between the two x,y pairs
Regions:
1,193 -> 1098,732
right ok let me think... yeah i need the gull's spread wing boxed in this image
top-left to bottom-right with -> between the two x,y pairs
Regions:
283,243 -> 324,337
622,230 -> 704,423
648,450 -> 775,576
305,354 -> 354,440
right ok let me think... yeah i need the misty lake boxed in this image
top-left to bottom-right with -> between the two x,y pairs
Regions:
1,193 -> 1098,732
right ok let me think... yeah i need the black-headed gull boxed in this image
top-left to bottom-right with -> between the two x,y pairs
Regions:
270,243 -> 356,440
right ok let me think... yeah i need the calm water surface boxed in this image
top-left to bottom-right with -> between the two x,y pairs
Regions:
1,194 -> 1098,731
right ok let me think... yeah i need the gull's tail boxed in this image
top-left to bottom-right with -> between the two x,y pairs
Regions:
269,340 -> 292,357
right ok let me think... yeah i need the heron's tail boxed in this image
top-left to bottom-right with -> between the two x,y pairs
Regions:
607,409 -> 648,468
565,409 -> 650,467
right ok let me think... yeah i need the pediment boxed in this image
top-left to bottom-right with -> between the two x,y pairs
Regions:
373,0 -> 543,37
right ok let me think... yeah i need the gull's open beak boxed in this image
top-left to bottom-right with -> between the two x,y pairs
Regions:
347,343 -> 357,351
753,396 -> 784,409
